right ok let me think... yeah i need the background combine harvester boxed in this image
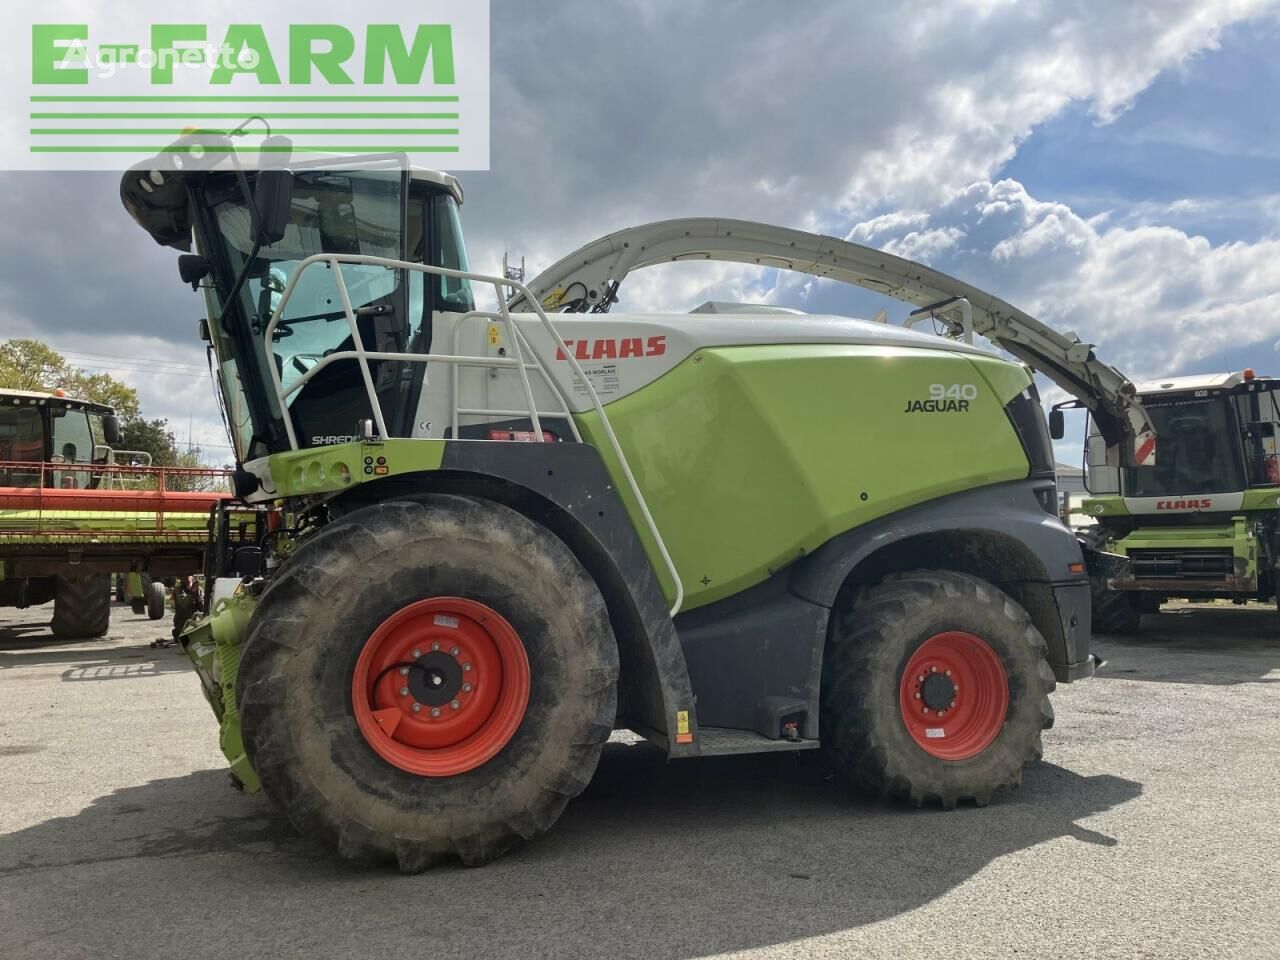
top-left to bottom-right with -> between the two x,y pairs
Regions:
1054,370 -> 1280,632
119,132 -> 1151,871
0,388 -> 231,638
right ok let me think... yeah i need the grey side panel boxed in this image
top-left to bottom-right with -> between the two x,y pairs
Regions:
675,577 -> 827,739
791,478 -> 1092,680
436,441 -> 701,756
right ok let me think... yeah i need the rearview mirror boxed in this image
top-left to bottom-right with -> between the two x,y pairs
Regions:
254,169 -> 294,246
102,414 -> 123,445
1048,408 -> 1065,440
178,254 -> 210,290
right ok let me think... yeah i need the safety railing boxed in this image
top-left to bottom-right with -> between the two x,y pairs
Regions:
0,461 -> 232,542
448,311 -> 583,442
91,447 -> 157,489
264,254 -> 686,615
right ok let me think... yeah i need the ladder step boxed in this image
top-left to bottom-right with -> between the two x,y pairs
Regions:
693,726 -> 820,756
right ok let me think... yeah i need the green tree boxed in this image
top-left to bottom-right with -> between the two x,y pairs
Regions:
119,417 -> 180,465
0,338 -> 140,418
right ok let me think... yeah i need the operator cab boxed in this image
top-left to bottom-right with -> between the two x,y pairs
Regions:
0,391 -> 122,489
1056,370 -> 1280,503
122,148 -> 474,463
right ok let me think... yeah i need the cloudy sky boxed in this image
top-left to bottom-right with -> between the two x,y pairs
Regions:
1,0 -> 1277,464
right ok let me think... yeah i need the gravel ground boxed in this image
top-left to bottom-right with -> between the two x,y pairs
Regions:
0,598 -> 1277,960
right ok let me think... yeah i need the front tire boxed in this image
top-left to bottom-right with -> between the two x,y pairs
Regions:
821,570 -> 1055,808
237,495 -> 619,871
51,575 -> 111,640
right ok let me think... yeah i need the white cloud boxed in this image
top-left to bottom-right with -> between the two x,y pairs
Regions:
827,178 -> 1280,381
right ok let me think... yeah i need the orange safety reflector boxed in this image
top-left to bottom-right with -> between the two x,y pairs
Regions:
1244,368 -> 1256,381
675,732 -> 694,744
1068,562 -> 1085,574
53,388 -> 66,397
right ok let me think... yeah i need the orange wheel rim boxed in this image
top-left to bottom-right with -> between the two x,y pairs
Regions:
351,597 -> 531,776
898,631 -> 1008,761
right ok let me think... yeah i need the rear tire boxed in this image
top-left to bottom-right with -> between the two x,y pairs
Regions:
146,579 -> 166,620
821,570 -> 1055,808
51,575 -> 111,640
238,495 -> 619,871
1091,579 -> 1142,634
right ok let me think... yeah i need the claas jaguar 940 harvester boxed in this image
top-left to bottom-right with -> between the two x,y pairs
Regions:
120,136 -> 1151,871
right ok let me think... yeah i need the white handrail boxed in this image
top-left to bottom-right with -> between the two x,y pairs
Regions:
447,311 -> 583,441
263,253 -> 686,615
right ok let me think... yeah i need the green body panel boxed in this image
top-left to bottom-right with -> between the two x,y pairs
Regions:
0,508 -> 212,541
1242,488 -> 1280,511
1080,494 -> 1127,517
266,439 -> 445,497
1108,518 -> 1257,590
576,344 -> 1032,608
180,592 -> 261,792
1085,493 -> 1278,597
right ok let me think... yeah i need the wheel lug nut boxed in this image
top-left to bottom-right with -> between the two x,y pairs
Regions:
399,666 -> 410,676
412,648 -> 421,658
923,708 -> 930,714
918,675 -> 925,682
450,646 -> 460,656
399,686 -> 409,696
431,642 -> 440,651
430,707 -> 441,717
462,682 -> 472,692
944,669 -> 951,677
462,663 -> 472,672
411,703 -> 421,713
450,700 -> 460,710
950,700 -> 957,708
930,666 -> 938,673
914,692 -> 921,700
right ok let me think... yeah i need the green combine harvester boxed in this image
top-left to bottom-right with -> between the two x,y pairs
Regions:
120,134 -> 1151,871
1055,370 -> 1280,632
0,388 -> 227,637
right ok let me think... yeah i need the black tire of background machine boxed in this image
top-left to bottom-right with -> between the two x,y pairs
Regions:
146,578 -> 167,620
51,574 -> 111,640
1091,577 -> 1142,634
821,569 -> 1055,808
237,494 -> 619,873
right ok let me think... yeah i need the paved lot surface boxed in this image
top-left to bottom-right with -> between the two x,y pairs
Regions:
1,599 -> 1277,960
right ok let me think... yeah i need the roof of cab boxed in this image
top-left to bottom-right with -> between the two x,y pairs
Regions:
1134,372 -> 1274,394
0,388 -> 112,410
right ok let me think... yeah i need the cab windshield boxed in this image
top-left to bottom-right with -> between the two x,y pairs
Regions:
1122,396 -> 1246,497
203,169 -> 473,455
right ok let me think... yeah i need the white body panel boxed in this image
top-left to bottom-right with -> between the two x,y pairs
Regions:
1122,493 -> 1246,515
1134,372 -> 1242,395
411,309 -> 995,437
